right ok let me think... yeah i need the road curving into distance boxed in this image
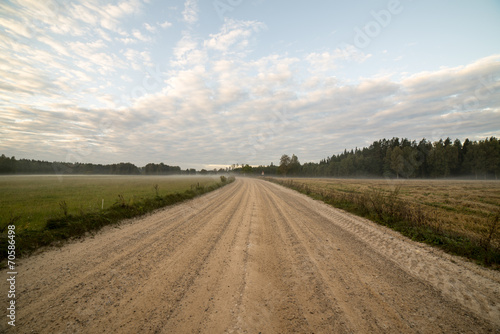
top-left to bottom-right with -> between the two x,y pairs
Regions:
2,178 -> 499,333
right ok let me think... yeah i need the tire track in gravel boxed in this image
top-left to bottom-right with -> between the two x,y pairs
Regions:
2,178 -> 499,333
121,180 -> 250,333
256,184 -> 351,333
156,178 -> 255,333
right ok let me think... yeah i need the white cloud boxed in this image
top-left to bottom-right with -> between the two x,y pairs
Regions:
121,48 -> 153,70
121,75 -> 133,82
70,3 -> 99,26
182,0 -> 198,25
95,28 -> 112,41
160,20 -> 172,29
132,29 -> 152,42
205,19 -> 266,54
140,51 -> 153,67
71,0 -> 141,34
171,33 -> 206,68
72,70 -> 93,82
123,49 -> 142,70
96,94 -> 117,108
306,46 -> 371,73
0,17 -> 33,38
306,51 -> 341,72
253,55 -> 299,87
69,40 -> 106,57
103,0 -> 140,19
120,37 -> 136,44
37,35 -> 71,57
144,23 -> 156,33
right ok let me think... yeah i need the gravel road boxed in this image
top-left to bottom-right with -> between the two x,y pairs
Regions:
2,178 -> 499,333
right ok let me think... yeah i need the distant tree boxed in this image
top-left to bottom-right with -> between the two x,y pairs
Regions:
339,155 -> 355,176
260,162 -> 278,175
416,139 -> 432,177
461,139 -> 473,175
241,164 -> 253,174
390,146 -> 404,178
288,154 -> 301,176
453,139 -> 464,175
444,142 -> 459,176
364,141 -> 383,176
279,154 -> 291,176
0,155 -> 15,174
485,137 -> 500,179
463,142 -> 487,179
428,140 -> 448,177
401,145 -> 417,178
383,147 -> 393,177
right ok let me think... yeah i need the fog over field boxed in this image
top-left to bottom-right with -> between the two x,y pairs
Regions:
0,0 -> 499,169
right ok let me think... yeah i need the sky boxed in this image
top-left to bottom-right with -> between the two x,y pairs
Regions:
1,0 -> 499,170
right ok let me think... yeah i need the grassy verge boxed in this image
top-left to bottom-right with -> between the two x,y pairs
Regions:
0,176 -> 235,261
265,177 -> 499,268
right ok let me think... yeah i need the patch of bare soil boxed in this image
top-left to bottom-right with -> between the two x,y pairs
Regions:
2,178 -> 499,333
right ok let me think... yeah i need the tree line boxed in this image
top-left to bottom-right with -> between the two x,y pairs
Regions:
235,137 -> 500,179
2,136 -> 498,178
0,157 -> 184,175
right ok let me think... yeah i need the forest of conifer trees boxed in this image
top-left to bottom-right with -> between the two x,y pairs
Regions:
0,157 -> 182,176
247,137 -> 500,179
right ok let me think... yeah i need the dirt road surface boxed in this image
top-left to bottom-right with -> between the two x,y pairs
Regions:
2,178 -> 500,333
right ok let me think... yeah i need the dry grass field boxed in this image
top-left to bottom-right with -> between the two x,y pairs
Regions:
267,177 -> 500,266
286,178 -> 500,241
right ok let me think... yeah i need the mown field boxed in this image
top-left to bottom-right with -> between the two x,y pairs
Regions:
0,175 -> 221,231
266,177 -> 500,267
0,175 -> 234,260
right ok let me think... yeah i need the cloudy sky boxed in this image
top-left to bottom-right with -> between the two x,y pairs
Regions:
1,0 -> 499,170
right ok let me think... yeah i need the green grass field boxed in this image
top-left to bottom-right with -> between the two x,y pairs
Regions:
0,175 -> 221,231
